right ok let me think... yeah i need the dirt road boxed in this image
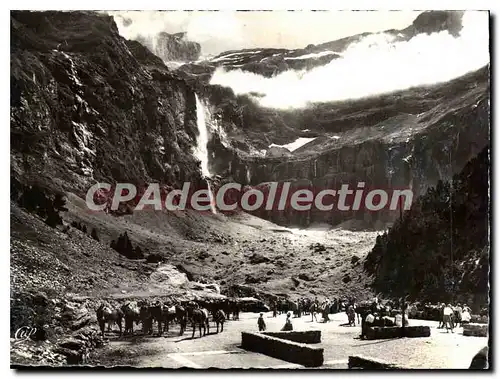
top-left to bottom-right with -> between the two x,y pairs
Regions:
90,311 -> 487,369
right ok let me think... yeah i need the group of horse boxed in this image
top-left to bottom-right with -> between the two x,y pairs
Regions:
273,297 -> 361,324
96,300 -> 227,339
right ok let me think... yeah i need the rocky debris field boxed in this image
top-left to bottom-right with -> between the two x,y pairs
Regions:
62,192 -> 380,301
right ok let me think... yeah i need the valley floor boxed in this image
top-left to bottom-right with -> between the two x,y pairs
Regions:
89,311 -> 487,369
10,198 -> 380,366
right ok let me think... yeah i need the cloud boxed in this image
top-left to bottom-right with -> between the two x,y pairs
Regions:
209,11 -> 489,109
108,11 -> 421,57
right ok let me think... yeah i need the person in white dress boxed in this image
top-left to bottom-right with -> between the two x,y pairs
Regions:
443,304 -> 454,332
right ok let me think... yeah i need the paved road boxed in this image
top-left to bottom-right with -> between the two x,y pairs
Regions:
92,311 -> 488,369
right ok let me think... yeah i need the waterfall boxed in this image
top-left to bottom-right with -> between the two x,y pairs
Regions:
246,168 -> 251,184
194,94 -> 216,214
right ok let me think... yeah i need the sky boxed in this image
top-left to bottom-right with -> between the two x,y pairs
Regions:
208,11 -> 489,108
110,11 -> 422,56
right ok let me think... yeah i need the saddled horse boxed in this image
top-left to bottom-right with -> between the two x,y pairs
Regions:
162,304 -> 187,334
213,309 -> 226,333
96,303 -> 124,337
148,302 -> 166,335
137,301 -> 187,336
186,305 -> 210,338
176,304 -> 188,336
121,302 -> 141,335
139,302 -> 154,335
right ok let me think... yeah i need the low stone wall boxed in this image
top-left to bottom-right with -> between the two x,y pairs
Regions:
348,355 -> 403,369
463,323 -> 488,337
365,326 -> 431,340
241,332 -> 324,367
262,330 -> 321,344
471,315 -> 489,324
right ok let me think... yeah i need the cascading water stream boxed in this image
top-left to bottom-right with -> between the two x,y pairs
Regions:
194,94 -> 217,214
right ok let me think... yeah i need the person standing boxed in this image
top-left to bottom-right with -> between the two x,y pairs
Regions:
281,312 -> 293,331
323,299 -> 331,322
443,303 -> 454,332
258,313 -> 266,331
395,312 -> 403,327
332,298 -> 338,314
455,303 -> 463,327
461,306 -> 471,325
362,311 -> 375,339
438,303 -> 445,328
358,301 -> 375,339
234,302 -> 240,320
272,301 -> 277,318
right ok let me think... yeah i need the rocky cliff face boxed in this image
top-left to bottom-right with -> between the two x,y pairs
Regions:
11,11 -> 205,195
136,32 -> 201,63
193,66 -> 489,228
364,146 -> 489,309
169,10 -> 489,229
11,10 -> 489,231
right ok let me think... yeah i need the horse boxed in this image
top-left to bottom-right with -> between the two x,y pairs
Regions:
121,302 -> 141,335
277,299 -> 285,315
96,303 -> 123,337
287,300 -> 298,317
139,302 -> 154,335
232,302 -> 240,320
161,304 -> 178,334
148,302 -> 167,335
176,304 -> 188,336
187,305 -> 210,338
213,309 -> 226,333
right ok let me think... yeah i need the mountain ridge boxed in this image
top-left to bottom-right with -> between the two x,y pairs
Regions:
177,11 -> 465,81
